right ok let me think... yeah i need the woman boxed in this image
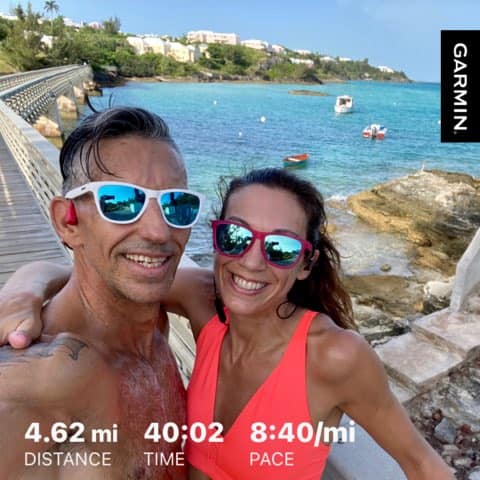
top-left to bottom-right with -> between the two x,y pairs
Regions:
0,168 -> 452,479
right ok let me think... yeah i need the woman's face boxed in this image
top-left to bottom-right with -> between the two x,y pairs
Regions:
214,184 -> 312,319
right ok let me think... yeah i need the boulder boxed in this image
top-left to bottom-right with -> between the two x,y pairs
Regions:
421,277 -> 455,314
33,115 -> 61,138
56,95 -> 78,119
347,170 -> 480,275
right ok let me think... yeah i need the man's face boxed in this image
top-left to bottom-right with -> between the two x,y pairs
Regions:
72,135 -> 190,304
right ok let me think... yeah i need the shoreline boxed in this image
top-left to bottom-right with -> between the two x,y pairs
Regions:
94,72 -> 412,89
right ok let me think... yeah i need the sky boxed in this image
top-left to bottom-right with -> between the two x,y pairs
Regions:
1,0 -> 479,81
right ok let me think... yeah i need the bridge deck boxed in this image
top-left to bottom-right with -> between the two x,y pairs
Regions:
0,136 -> 70,288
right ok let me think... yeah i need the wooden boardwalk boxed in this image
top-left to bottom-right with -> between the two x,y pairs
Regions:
0,136 -> 71,288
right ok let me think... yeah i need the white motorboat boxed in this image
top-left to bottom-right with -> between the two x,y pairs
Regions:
334,95 -> 353,114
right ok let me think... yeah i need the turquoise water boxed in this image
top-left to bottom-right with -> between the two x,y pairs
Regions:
88,81 -> 480,271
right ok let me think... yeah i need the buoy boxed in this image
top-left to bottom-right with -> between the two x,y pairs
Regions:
260,116 -> 266,123
238,131 -> 243,137
213,100 -> 217,105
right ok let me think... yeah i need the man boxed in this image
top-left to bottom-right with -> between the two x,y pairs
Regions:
0,107 -> 204,479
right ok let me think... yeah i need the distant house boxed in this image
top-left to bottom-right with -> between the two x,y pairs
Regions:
187,30 -> 240,45
168,42 -> 201,63
127,36 -> 147,54
241,39 -> 270,51
289,57 -> 314,67
339,57 -> 352,62
320,56 -> 336,62
63,17 -> 84,29
378,65 -> 394,73
88,21 -> 102,30
41,35 -> 54,49
126,36 -> 200,63
0,12 -> 17,21
271,44 -> 286,54
144,37 -> 169,55
294,49 -> 311,56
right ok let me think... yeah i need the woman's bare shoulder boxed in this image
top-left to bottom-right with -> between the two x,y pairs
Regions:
307,314 -> 370,384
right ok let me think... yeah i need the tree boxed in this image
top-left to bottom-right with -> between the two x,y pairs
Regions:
43,0 -> 59,35
102,16 -> 121,35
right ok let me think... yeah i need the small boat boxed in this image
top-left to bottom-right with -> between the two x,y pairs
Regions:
362,124 -> 387,139
334,95 -> 353,114
283,153 -> 309,167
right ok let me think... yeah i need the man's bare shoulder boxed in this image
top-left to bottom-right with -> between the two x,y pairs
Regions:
0,333 -> 112,406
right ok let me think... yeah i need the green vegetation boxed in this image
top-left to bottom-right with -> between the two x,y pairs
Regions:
0,2 -> 409,83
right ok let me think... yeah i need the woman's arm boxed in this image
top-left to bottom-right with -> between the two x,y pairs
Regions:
323,331 -> 454,479
0,262 -> 71,347
163,267 -> 216,339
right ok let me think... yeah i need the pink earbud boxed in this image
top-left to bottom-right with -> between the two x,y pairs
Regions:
65,201 -> 78,225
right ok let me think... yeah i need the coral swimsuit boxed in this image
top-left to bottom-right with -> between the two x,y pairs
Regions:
185,309 -> 331,480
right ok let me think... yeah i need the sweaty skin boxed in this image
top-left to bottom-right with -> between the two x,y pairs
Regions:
0,327 -> 185,480
0,134 -> 191,480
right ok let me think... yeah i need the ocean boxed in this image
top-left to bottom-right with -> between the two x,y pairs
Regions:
86,80 -> 480,275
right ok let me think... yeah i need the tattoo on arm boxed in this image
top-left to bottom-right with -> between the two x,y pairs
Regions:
0,337 -> 88,368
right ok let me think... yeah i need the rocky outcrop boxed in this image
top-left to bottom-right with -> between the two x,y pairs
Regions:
347,170 -> 480,275
344,274 -> 422,342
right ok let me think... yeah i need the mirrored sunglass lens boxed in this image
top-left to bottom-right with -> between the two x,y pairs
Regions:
216,223 -> 252,255
264,235 -> 303,266
160,191 -> 201,227
98,185 -> 145,222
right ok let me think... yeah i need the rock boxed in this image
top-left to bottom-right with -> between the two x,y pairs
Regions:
469,467 -> 480,480
380,263 -> 392,272
442,444 -> 461,458
288,89 -> 329,96
347,170 -> 480,275
56,95 -> 78,119
434,417 -> 457,444
33,115 -> 61,138
345,274 -> 423,319
421,277 -> 454,314
453,457 -> 472,468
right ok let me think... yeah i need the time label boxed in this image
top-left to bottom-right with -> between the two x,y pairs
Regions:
144,422 -> 224,444
25,422 -> 118,444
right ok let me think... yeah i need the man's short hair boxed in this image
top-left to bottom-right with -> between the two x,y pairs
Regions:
59,106 -> 181,194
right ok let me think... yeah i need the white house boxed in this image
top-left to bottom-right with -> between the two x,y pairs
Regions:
187,30 -> 240,45
320,56 -> 336,62
290,58 -> 314,67
41,34 -> 54,49
339,57 -> 352,62
144,37 -> 169,55
294,49 -> 311,56
241,39 -> 270,51
168,42 -> 201,63
378,65 -> 394,73
0,12 -> 17,21
63,17 -> 83,28
271,44 -> 286,54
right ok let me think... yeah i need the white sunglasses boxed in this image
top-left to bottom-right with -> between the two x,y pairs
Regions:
65,181 -> 205,229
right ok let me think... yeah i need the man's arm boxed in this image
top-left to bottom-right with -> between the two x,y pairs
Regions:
0,334 -> 112,479
0,262 -> 71,347
0,263 -> 215,346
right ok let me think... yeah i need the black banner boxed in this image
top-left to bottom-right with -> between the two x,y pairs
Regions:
441,30 -> 480,142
